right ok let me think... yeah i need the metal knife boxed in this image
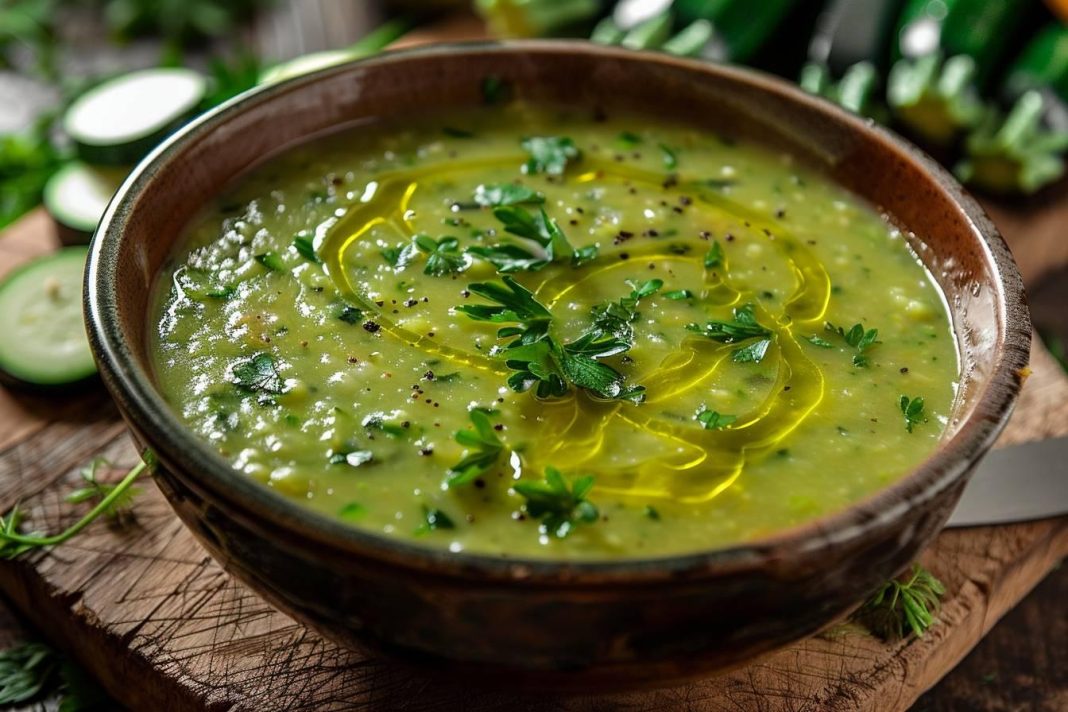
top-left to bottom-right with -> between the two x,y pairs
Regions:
945,436 -> 1068,528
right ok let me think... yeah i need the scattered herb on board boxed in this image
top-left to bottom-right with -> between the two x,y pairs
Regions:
446,409 -> 507,487
826,322 -> 881,367
900,395 -> 926,433
513,467 -> 599,539
854,563 -> 945,640
686,303 -> 773,363
520,136 -> 581,175
0,639 -> 111,708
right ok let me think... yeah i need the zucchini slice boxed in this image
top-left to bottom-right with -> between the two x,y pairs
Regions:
42,162 -> 126,245
63,68 -> 206,166
0,248 -> 97,388
259,19 -> 412,84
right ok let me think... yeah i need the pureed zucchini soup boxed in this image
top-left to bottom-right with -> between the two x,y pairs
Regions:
152,103 -> 958,559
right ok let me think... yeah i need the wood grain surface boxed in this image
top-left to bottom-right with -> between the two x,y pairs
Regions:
0,199 -> 1064,712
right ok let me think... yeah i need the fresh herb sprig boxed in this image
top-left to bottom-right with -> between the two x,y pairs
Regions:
65,458 -> 141,524
521,136 -> 580,175
446,409 -> 507,487
686,303 -> 774,363
856,563 -> 946,640
590,278 -> 662,343
472,183 -> 544,207
0,458 -> 149,559
900,395 -> 926,433
406,234 -> 471,276
468,204 -> 596,272
696,409 -> 736,430
513,467 -> 598,539
826,322 -> 880,367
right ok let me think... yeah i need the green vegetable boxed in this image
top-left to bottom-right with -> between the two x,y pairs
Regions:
254,252 -> 285,271
825,322 -> 880,367
447,409 -> 508,487
686,303 -> 773,363
408,234 -> 471,276
473,182 -> 545,207
416,506 -> 456,534
899,395 -> 926,432
856,563 -> 945,639
696,409 -> 736,430
292,232 -> 320,263
65,458 -> 141,523
521,136 -> 581,175
0,642 -> 55,704
513,467 -> 599,539
230,353 -> 287,396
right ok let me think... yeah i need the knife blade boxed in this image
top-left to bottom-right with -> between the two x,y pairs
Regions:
945,436 -> 1068,528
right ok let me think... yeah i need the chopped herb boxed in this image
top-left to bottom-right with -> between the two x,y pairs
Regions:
468,205 -> 584,272
446,409 -> 507,487
520,136 -> 580,176
381,245 -> 405,267
443,126 -> 474,138
206,285 -> 237,300
473,183 -> 544,207
826,322 -> 880,367
65,458 -> 140,522
663,289 -> 693,300
591,278 -> 662,343
231,353 -> 287,395
696,410 -> 737,430
0,642 -> 56,704
658,143 -> 677,170
410,234 -> 470,276
337,502 -> 366,520
856,563 -> 945,640
704,241 -> 725,269
732,339 -> 772,363
571,244 -> 599,267
513,467 -> 599,539
900,395 -> 926,433
643,505 -> 660,520
329,449 -> 374,467
254,252 -> 285,271
416,506 -> 456,534
457,276 -> 552,324
292,232 -> 320,263
805,335 -> 834,348
337,306 -> 363,324
618,130 -> 642,147
687,304 -> 773,363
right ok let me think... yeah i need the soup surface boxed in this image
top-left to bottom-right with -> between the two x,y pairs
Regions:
152,104 -> 959,559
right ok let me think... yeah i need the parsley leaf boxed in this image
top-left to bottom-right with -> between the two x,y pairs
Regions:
805,334 -> 834,348
664,289 -> 693,300
900,395 -> 926,433
520,136 -> 581,175
704,241 -> 725,269
618,131 -> 642,148
381,245 -> 405,267
473,183 -> 545,207
591,278 -> 663,342
513,467 -> 599,539
415,506 -> 456,534
826,322 -> 880,367
446,409 -> 507,487
292,232 -> 320,264
659,142 -> 677,170
468,205 -> 597,272
410,234 -> 471,276
337,305 -> 363,324
732,339 -> 772,363
855,563 -> 945,640
687,304 -> 773,363
696,409 -> 736,430
457,276 -> 552,323
254,252 -> 285,271
231,353 -> 287,395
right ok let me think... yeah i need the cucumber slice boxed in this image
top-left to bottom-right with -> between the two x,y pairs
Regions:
43,162 -> 126,245
0,248 -> 97,388
63,68 -> 206,166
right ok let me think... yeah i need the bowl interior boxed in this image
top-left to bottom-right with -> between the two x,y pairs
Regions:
90,41 -> 1030,575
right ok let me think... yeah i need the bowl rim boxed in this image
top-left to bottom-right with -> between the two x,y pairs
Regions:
86,39 -> 1031,584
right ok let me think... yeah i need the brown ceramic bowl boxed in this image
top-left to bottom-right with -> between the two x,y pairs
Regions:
86,42 -> 1030,688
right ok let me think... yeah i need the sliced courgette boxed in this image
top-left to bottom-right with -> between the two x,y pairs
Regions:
259,19 -> 412,84
0,248 -> 97,389
887,0 -> 1041,146
956,23 -> 1068,194
63,68 -> 207,166
42,162 -> 126,245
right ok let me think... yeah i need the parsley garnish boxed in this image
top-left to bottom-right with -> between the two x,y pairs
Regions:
644,505 -> 660,520
513,467 -> 599,539
659,142 -> 677,170
292,232 -> 320,263
231,353 -> 287,395
446,409 -> 506,487
590,278 -> 662,342
686,303 -> 773,363
337,305 -> 363,324
254,252 -> 285,271
521,136 -> 581,175
805,334 -> 834,348
473,183 -> 544,207
65,458 -> 140,523
856,563 -> 945,640
663,289 -> 693,300
457,276 -> 552,324
826,322 -> 880,367
381,244 -> 405,267
408,234 -> 470,276
416,506 -> 456,534
900,395 -> 926,433
618,131 -> 642,148
704,241 -> 725,269
696,409 -> 736,430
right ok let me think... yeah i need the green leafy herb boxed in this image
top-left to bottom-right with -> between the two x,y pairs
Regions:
446,409 -> 507,487
416,506 -> 456,534
65,458 -> 140,522
337,306 -> 363,324
231,353 -> 287,395
704,241 -> 725,269
292,232 -> 320,264
469,204 -> 597,272
856,564 -> 945,640
0,120 -> 64,230
805,335 -> 834,348
409,234 -> 470,276
0,458 -> 149,559
206,285 -> 236,300
338,502 -> 366,520
571,244 -> 599,267
203,48 -> 261,108
696,410 -> 737,430
591,278 -> 663,342
687,304 -> 773,363
664,289 -> 693,300
381,245 -> 405,267
473,183 -> 544,207
618,131 -> 642,148
659,142 -> 677,170
826,322 -> 880,367
457,276 -> 552,324
0,642 -> 56,704
732,339 -> 772,363
899,395 -> 926,433
643,505 -> 660,520
520,136 -> 581,175
254,252 -> 285,271
513,467 -> 599,539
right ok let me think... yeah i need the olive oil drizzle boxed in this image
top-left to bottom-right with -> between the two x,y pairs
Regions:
322,156 -> 831,503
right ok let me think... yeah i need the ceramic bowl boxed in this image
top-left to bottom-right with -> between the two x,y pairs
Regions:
86,42 -> 1031,688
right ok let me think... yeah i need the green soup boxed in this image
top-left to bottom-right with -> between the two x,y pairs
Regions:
152,104 -> 958,559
